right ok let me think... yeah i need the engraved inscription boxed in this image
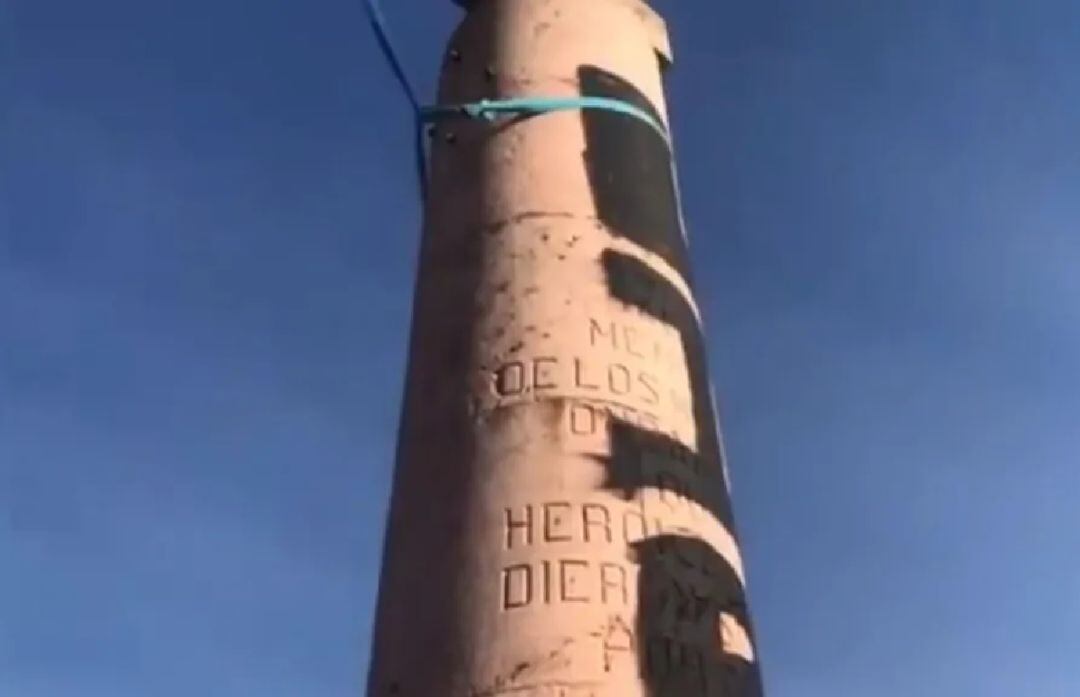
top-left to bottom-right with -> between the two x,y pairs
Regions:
506,505 -> 534,549
560,559 -> 589,602
581,503 -> 611,543
534,356 -> 559,390
503,501 -> 662,550
563,401 -> 707,476
499,559 -> 634,610
502,563 -> 533,610
599,563 -> 628,604
566,400 -> 663,438
490,356 -> 672,411
500,497 -> 748,589
601,615 -> 636,672
588,318 -> 679,367
544,502 -> 573,543
497,361 -> 526,396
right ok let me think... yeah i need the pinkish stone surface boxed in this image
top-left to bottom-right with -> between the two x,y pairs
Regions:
367,2 -> 762,695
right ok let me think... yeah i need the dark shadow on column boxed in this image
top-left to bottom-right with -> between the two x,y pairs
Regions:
599,250 -> 733,528
597,239 -> 765,697
579,64 -> 765,696
366,17 -> 505,697
578,65 -> 691,280
632,535 -> 763,697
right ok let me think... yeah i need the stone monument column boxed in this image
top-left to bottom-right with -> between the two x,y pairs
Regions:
366,1 -> 764,695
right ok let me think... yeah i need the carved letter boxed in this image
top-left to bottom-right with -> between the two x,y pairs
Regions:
637,371 -> 660,405
589,318 -> 616,349
574,358 -> 600,390
569,402 -> 598,435
582,503 -> 612,543
533,356 -> 559,390
543,502 -> 573,542
600,562 -> 629,605
505,505 -> 534,549
559,559 -> 590,602
608,363 -> 632,395
496,362 -> 526,396
502,564 -> 532,609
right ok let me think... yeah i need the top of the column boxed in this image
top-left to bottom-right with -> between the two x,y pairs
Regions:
450,0 -> 673,64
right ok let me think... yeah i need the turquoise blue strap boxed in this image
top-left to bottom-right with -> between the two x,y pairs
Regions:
422,96 -> 669,142
364,0 -> 670,199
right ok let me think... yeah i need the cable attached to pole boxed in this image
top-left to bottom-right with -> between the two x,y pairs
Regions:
363,0 -> 670,200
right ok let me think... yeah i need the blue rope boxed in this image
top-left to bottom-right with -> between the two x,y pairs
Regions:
363,0 -> 429,195
422,96 -> 668,142
364,0 -> 669,200
362,0 -> 419,110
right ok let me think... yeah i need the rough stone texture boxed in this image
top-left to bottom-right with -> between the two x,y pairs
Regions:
366,1 -> 763,695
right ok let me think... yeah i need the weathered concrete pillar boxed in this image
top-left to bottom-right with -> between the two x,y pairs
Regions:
366,1 -> 764,695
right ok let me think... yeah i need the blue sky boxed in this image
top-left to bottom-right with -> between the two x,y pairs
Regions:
3,0 -> 1080,695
